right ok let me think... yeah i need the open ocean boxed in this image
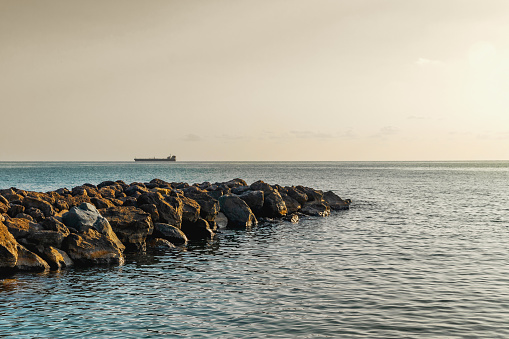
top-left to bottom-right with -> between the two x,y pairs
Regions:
1,161 -> 509,338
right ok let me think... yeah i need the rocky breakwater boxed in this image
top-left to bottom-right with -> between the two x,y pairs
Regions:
0,178 -> 351,273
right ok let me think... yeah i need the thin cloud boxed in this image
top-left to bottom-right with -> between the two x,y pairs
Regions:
182,133 -> 202,142
415,57 -> 442,66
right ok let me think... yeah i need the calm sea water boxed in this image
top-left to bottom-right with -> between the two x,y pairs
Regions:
1,161 -> 509,338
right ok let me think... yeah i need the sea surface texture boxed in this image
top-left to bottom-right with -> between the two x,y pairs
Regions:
1,161 -> 508,338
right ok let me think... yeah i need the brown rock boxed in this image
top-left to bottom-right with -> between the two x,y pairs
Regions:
63,228 -> 124,266
15,244 -> 50,271
41,246 -> 73,270
3,217 -> 43,239
0,221 -> 18,269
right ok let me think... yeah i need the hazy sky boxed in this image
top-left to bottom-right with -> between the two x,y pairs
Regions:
2,0 -> 509,161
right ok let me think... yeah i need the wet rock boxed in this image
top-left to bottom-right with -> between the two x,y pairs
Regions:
42,246 -> 73,270
323,191 -> 351,210
215,212 -> 228,228
261,190 -> 287,218
63,228 -> 125,266
283,213 -> 299,223
301,201 -> 330,217
218,195 -> 257,228
147,238 -> 175,250
0,221 -> 18,269
15,244 -> 49,271
99,206 -> 154,252
152,223 -> 188,245
181,218 -> 214,240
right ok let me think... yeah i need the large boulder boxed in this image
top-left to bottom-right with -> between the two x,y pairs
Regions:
180,196 -> 201,224
26,230 -> 66,249
63,228 -> 125,266
62,203 -> 124,251
137,192 -> 183,228
239,190 -> 264,215
187,193 -> 220,222
280,192 -> 301,214
285,186 -> 308,205
99,206 -> 154,252
261,190 -> 287,218
218,195 -> 257,228
181,218 -> 214,240
15,244 -> 50,271
323,191 -> 350,210
152,223 -> 188,245
0,221 -> 18,269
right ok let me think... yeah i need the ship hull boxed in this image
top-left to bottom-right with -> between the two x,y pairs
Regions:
134,158 -> 176,162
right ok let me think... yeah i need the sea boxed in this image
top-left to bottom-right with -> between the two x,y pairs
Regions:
1,161 -> 508,338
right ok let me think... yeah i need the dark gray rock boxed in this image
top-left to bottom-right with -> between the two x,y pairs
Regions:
153,223 -> 188,245
301,201 -> 330,217
147,238 -> 176,250
239,190 -> 264,215
181,218 -> 214,240
218,195 -> 257,228
323,191 -> 351,210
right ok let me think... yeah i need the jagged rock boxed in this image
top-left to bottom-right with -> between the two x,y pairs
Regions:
149,178 -> 172,188
180,196 -> 201,224
54,199 -> 70,211
139,204 -> 159,223
124,184 -> 149,197
15,213 -> 34,221
7,204 -> 25,218
286,186 -> 308,205
54,188 -> 71,196
99,206 -> 153,252
63,228 -> 124,266
91,197 -> 116,209
3,217 -> 43,239
23,196 -> 55,218
147,238 -> 175,250
26,230 -> 66,248
280,192 -> 301,214
137,192 -> 183,228
0,195 -> 9,206
239,190 -> 264,215
323,191 -> 351,210
27,207 -> 45,221
0,201 -> 8,214
41,217 -> 70,237
297,186 -> 323,202
218,195 -> 257,228
223,178 -> 248,188
62,203 -> 124,251
181,218 -> 214,240
41,246 -> 73,270
301,201 -> 330,217
189,193 -> 220,222
250,180 -> 274,193
152,223 -> 188,245
261,190 -> 287,218
15,244 -> 49,271
0,221 -> 18,269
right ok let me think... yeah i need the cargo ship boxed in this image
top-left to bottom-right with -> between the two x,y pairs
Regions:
134,155 -> 176,162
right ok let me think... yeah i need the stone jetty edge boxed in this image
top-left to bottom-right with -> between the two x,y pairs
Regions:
0,178 -> 351,273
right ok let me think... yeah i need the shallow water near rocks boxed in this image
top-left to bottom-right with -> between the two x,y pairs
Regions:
1,161 -> 509,338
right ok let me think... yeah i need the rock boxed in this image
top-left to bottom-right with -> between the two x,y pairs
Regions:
301,201 -> 330,217
223,178 -> 248,188
297,186 -> 323,202
90,197 -> 116,209
218,195 -> 257,228
3,217 -> 43,239
41,246 -> 73,270
41,216 -> 70,237
139,203 -> 159,223
0,221 -> 18,269
215,212 -> 228,228
54,199 -> 70,211
250,180 -> 273,193
239,190 -> 264,215
181,218 -> 214,240
286,186 -> 308,205
0,201 -> 8,214
190,193 -> 220,222
23,196 -> 55,217
7,204 -> 25,218
152,223 -> 188,245
15,213 -> 34,221
99,206 -> 154,252
0,195 -> 9,206
323,191 -> 350,210
27,207 -> 45,221
15,244 -> 50,271
137,192 -> 183,228
280,192 -> 301,214
124,184 -> 149,197
283,213 -> 299,223
149,178 -> 172,188
261,190 -> 287,218
26,230 -> 66,248
146,238 -> 176,250
63,228 -> 125,266
62,203 -> 124,251
54,188 -> 71,196
180,196 -> 201,224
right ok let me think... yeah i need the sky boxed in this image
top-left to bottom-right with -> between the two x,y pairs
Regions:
1,0 -> 509,161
